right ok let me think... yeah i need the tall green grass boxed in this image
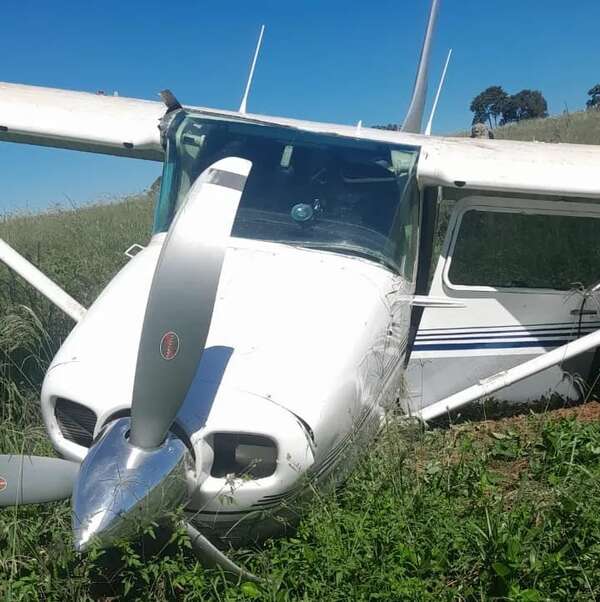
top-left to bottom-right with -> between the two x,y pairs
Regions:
2,404 -> 600,600
0,194 -> 154,442
493,109 -> 600,145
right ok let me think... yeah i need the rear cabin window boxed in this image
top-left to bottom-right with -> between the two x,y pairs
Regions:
448,209 -> 600,290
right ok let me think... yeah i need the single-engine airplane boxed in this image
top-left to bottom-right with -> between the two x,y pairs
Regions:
2,0 -> 600,578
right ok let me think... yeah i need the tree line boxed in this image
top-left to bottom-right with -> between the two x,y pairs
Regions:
470,87 -> 547,127
372,83 -> 600,132
471,84 -> 600,127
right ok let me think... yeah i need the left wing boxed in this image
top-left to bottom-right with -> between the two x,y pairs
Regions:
0,82 -> 165,160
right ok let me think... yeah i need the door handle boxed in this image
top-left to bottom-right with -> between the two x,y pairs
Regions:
570,309 -> 598,316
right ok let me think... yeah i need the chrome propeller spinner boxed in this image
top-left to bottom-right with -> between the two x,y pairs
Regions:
72,417 -> 191,551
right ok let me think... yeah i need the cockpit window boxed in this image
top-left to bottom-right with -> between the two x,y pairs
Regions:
154,113 -> 420,275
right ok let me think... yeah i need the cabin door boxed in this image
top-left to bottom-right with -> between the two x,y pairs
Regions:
405,195 -> 600,413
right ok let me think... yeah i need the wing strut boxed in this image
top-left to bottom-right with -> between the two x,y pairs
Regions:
418,326 -> 600,422
0,238 -> 86,322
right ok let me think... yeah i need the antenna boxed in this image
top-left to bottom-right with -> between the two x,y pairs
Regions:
239,25 -> 265,114
401,0 -> 440,133
424,48 -> 452,136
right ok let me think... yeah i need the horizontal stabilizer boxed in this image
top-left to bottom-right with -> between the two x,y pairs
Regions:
0,82 -> 165,160
0,455 -> 79,506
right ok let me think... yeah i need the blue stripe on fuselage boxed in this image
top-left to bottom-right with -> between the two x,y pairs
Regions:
415,330 -> 591,342
412,339 -> 572,351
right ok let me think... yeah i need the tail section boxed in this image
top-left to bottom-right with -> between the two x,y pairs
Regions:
401,0 -> 440,133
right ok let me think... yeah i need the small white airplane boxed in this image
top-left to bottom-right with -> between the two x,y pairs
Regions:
1,0 -> 600,578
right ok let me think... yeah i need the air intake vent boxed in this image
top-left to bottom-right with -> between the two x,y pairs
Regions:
211,433 -> 277,479
55,398 -> 97,448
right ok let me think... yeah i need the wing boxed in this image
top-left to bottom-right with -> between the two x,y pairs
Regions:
418,135 -> 600,199
0,82 -> 165,160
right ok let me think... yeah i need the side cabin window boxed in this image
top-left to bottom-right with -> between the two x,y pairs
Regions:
154,113 -> 420,279
448,208 -> 600,290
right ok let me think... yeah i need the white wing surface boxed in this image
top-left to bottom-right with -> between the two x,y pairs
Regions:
0,82 -> 165,160
418,136 -> 600,198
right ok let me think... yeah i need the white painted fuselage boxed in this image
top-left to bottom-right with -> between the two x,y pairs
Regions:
41,234 -> 411,543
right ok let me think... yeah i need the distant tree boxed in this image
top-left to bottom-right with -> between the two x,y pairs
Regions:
469,86 -> 509,128
499,96 -> 520,124
500,89 -> 548,124
372,123 -> 400,131
587,84 -> 600,109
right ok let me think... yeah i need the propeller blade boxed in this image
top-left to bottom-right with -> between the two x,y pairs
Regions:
130,156 -> 252,449
0,454 -> 79,506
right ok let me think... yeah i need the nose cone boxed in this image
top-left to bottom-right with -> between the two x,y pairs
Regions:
72,417 -> 191,552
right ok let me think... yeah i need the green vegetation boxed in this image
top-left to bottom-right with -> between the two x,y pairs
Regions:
587,85 -> 600,110
378,98 -> 600,145
456,96 -> 600,145
3,345 -> 600,600
0,194 -> 154,415
490,108 -> 600,145
470,86 -> 548,127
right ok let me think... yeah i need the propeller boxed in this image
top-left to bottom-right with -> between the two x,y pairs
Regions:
0,454 -> 79,506
129,156 -> 252,450
2,156 -> 254,577
71,156 -> 253,553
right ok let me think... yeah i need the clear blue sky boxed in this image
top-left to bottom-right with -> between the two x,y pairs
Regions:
1,0 -> 599,212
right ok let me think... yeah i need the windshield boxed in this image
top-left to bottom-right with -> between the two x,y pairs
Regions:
154,113 -> 420,276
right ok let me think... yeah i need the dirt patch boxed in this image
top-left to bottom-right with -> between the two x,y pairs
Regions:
490,457 -> 528,477
431,393 -> 600,428
542,400 -> 600,422
450,400 -> 600,437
